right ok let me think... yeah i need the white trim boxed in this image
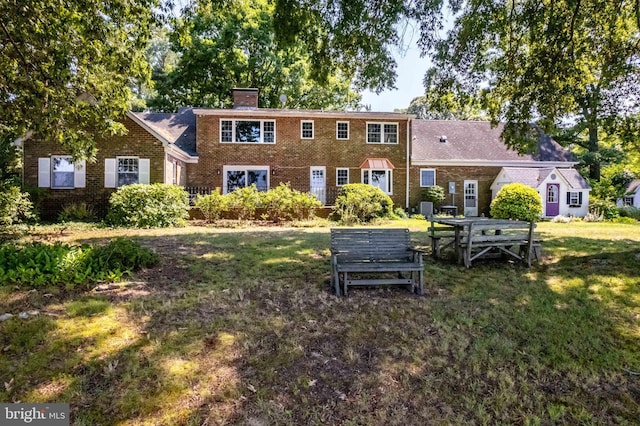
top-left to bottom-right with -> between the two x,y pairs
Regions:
411,159 -> 578,167
419,168 -> 436,187
219,118 -> 276,144
222,165 -> 270,194
166,144 -> 198,163
301,120 -> 314,139
104,158 -> 117,188
194,109 -> 414,120
464,180 -> 479,216
38,158 -> 51,188
336,167 -> 349,186
74,159 -> 86,188
361,168 -> 393,195
336,121 -> 350,140
366,122 -> 399,144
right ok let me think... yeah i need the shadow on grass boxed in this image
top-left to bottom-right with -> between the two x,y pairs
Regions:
0,227 -> 639,424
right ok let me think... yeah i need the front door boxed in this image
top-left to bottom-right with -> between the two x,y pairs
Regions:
310,166 -> 326,204
464,180 -> 478,216
546,183 -> 560,216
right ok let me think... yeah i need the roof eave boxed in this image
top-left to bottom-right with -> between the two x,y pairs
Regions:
193,108 -> 415,120
410,159 -> 578,167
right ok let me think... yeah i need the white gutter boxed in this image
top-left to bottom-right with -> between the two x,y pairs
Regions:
406,119 -> 411,209
410,159 -> 578,168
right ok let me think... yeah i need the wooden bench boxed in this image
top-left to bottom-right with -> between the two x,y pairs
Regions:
459,221 -> 540,268
429,223 -> 458,258
330,228 -> 425,296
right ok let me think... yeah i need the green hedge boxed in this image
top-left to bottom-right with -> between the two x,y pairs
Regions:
490,183 -> 542,222
106,184 -> 189,228
332,183 -> 394,224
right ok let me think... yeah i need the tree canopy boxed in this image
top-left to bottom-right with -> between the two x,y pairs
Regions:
0,0 -> 158,160
145,0 -> 361,111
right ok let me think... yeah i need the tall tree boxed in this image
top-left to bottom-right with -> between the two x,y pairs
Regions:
0,0 -> 158,160
423,0 -> 640,181
148,0 -> 360,111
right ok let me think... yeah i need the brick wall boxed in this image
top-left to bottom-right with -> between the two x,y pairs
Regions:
409,165 -> 503,216
191,113 -> 410,207
23,116 -> 167,219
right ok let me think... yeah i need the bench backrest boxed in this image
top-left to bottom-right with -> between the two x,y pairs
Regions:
331,228 -> 412,262
464,220 -> 536,242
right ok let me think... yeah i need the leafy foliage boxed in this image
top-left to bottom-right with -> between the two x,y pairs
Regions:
147,0 -> 360,111
618,206 -> 640,220
332,183 -> 394,224
0,185 -> 33,227
422,185 -> 446,204
225,185 -> 261,222
259,183 -> 322,222
58,202 -> 96,222
0,238 -> 158,288
490,183 -> 542,222
195,190 -> 227,224
423,0 -> 640,181
0,0 -> 158,160
107,184 -> 189,228
589,198 -> 620,220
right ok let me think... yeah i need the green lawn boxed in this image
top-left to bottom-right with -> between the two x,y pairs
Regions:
1,220 -> 639,425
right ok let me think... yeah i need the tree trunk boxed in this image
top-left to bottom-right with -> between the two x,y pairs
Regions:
588,122 -> 600,181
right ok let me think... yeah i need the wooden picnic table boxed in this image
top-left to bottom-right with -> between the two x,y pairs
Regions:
430,217 -> 540,267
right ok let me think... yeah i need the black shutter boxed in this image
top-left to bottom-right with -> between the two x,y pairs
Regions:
578,192 -> 583,205
566,192 -> 571,204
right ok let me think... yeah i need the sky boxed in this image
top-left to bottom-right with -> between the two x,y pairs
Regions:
359,21 -> 437,112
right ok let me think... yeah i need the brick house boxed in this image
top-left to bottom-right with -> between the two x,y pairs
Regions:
23,88 -> 587,219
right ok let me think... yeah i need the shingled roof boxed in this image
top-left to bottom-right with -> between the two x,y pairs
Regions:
498,167 -> 590,190
412,120 -> 575,164
130,108 -> 197,156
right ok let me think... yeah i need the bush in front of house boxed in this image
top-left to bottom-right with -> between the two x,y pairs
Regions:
332,183 -> 394,224
259,183 -> 322,222
422,185 -> 446,204
0,184 -> 34,227
106,183 -> 189,228
195,190 -> 227,223
617,205 -> 640,221
589,198 -> 619,220
225,184 -> 261,221
490,183 -> 542,222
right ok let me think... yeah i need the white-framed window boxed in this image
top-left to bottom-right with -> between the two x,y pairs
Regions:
567,191 -> 583,207
220,119 -> 276,143
38,156 -> 86,189
223,165 -> 269,194
104,157 -> 150,188
301,120 -> 314,139
336,168 -> 349,186
623,196 -> 634,206
366,122 -> 398,144
420,169 -> 436,187
336,121 -> 349,140
362,169 -> 392,194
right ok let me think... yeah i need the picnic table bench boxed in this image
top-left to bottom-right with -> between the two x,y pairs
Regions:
330,228 -> 425,296
429,223 -> 458,258
459,220 -> 540,268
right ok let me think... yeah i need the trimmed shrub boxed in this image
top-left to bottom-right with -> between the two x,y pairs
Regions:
226,185 -> 261,221
106,183 -> 189,228
0,238 -> 158,288
589,198 -> 619,220
195,190 -> 227,223
332,183 -> 394,224
260,183 -> 322,222
490,183 -> 542,221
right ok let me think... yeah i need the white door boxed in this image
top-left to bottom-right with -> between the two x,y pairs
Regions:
310,166 -> 326,204
464,180 -> 478,216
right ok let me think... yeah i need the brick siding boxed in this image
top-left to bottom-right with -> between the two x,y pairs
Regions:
23,116 -> 167,219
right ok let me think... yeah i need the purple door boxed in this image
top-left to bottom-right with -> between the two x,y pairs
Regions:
546,184 -> 560,216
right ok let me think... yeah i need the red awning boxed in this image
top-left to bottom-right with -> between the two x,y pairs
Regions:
359,158 -> 395,169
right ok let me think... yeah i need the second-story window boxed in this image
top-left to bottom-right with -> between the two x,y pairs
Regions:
301,120 -> 314,139
336,121 -> 349,140
220,119 -> 276,143
367,122 -> 398,144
